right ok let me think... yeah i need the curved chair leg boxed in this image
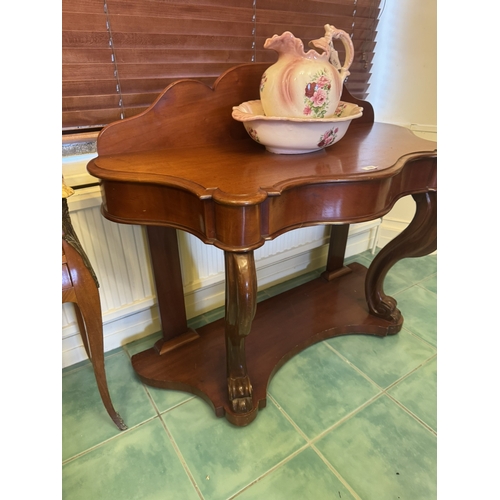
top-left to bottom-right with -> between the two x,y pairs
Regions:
73,304 -> 91,360
365,191 -> 437,323
65,242 -> 127,431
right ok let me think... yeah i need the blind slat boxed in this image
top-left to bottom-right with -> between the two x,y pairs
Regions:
62,0 -> 381,132
106,4 -> 253,23
113,49 -> 256,64
114,62 -> 248,79
111,34 -> 255,49
63,80 -> 121,96
108,19 -> 256,36
63,95 -> 121,112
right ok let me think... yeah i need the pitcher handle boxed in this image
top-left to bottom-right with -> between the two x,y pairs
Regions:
310,24 -> 354,85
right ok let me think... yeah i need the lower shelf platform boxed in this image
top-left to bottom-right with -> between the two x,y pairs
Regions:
131,262 -> 402,426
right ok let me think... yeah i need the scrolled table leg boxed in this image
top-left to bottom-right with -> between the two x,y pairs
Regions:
365,191 -> 437,323
224,251 -> 257,415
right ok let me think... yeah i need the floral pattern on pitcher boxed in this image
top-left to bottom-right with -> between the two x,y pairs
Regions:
318,127 -> 338,148
303,70 -> 332,118
260,74 -> 268,93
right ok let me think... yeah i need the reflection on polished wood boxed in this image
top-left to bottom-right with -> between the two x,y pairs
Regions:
87,63 -> 437,426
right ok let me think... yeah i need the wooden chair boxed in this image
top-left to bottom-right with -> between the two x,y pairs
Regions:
62,193 -> 127,430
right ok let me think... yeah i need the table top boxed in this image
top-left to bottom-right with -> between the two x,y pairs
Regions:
87,63 -> 437,251
89,121 -> 436,203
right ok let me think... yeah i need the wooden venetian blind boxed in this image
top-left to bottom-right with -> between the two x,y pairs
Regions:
62,0 -> 381,132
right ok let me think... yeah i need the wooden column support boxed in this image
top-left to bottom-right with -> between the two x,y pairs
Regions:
146,226 -> 199,355
321,224 -> 352,281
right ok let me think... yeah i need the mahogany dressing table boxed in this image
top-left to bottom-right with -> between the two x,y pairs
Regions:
87,63 -> 437,427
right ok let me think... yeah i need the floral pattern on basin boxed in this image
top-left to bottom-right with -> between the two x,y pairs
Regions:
247,127 -> 260,143
318,127 -> 338,148
231,99 -> 363,155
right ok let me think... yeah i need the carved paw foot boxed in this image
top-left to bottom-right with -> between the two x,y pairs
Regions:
228,376 -> 253,414
371,294 -> 402,323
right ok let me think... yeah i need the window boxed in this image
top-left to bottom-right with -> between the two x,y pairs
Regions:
63,0 -> 382,132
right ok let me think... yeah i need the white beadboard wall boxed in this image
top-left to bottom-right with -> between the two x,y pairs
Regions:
62,180 -> 381,368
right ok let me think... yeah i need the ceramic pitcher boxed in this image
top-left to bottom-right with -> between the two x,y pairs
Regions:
260,24 -> 354,119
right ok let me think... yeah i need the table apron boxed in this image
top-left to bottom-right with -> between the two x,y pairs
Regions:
98,156 -> 436,252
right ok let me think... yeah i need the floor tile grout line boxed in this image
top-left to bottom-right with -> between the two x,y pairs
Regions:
275,336 -> 434,441
403,326 -> 437,351
62,415 -> 160,466
267,393 -> 312,444
63,347 -> 165,466
415,281 -> 437,296
389,272 -> 437,299
157,414 -> 206,500
123,347 -> 206,445
380,354 -> 437,436
324,341 -> 437,433
383,352 -> 437,393
391,283 -> 418,297
122,340 -> 199,416
269,388 -> 418,499
117,343 -> 208,493
111,352 -> 205,500
158,395 -> 198,414
311,444 -> 363,500
227,444 -> 310,500
310,392 -> 385,446
302,353 -> 436,442
322,341 -> 385,390
324,334 -> 436,391
125,329 -> 204,490
235,395 -> 362,499
384,392 -> 437,436
122,345 -> 177,422
409,270 -> 437,285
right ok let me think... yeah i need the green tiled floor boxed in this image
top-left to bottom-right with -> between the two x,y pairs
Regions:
62,250 -> 437,499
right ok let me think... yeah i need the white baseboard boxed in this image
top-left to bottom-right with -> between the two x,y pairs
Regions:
62,305 -> 162,367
